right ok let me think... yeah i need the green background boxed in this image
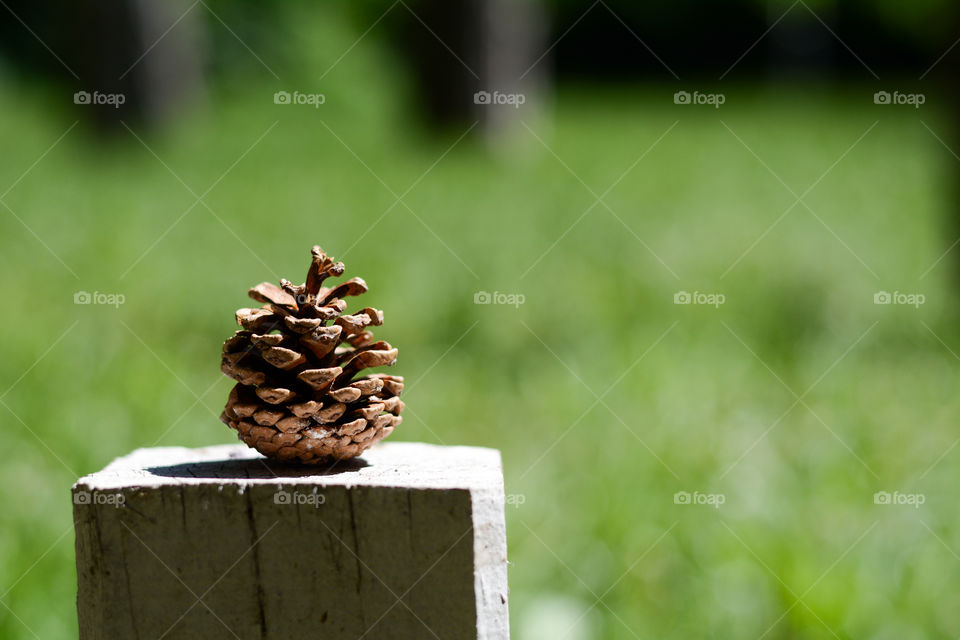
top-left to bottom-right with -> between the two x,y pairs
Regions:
1,5 -> 959,639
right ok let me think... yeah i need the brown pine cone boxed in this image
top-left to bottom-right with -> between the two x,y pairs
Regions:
219,246 -> 404,463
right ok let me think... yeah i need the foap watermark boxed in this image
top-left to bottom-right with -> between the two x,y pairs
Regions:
506,493 -> 526,508
274,90 -> 325,108
74,490 -> 125,508
674,90 -> 725,108
874,490 -> 925,508
874,291 -> 925,308
74,90 -> 126,109
674,491 -> 725,509
674,290 -> 725,308
273,489 -> 326,507
474,90 -> 526,108
474,290 -> 525,308
74,291 -> 125,308
873,90 -> 925,108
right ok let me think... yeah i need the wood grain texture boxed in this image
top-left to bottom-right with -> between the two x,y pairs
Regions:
73,442 -> 509,640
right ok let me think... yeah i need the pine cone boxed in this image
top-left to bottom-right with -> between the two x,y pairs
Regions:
219,246 -> 404,463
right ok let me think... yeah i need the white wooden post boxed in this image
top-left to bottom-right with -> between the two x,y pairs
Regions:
73,442 -> 509,639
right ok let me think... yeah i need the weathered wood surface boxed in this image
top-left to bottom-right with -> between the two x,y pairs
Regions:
73,442 -> 509,639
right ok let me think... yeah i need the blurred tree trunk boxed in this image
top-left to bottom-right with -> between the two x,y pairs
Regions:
927,9 -> 960,287
401,0 -> 548,146
950,12 -> 960,288
68,0 -> 205,132
766,0 -> 834,79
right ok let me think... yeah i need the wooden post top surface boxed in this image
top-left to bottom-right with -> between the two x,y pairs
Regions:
75,441 -> 504,492
73,441 -> 510,639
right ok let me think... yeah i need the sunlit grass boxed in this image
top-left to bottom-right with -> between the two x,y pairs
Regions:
0,75 -> 958,639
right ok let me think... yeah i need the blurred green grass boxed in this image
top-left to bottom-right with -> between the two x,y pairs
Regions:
2,70 -> 960,638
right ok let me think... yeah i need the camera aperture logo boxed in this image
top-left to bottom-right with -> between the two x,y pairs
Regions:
474,290 -> 525,308
474,90 -> 526,108
274,90 -> 325,108
674,290 -> 725,308
674,90 -> 725,108
74,291 -> 125,308
874,290 -> 924,308
74,490 -> 125,508
74,90 -> 126,109
273,489 -> 326,507
874,490 -> 925,508
674,491 -> 725,509
873,91 -> 924,108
